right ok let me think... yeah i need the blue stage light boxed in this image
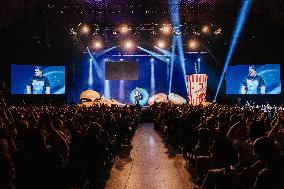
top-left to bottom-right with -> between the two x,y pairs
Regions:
119,80 -> 125,101
104,80 -> 110,99
87,47 -> 103,79
168,36 -> 176,94
151,59 -> 155,95
88,59 -> 93,88
138,46 -> 168,63
169,0 -> 188,93
214,0 -> 254,101
94,46 -> 117,58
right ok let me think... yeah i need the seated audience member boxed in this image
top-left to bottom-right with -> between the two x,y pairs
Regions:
253,136 -> 284,189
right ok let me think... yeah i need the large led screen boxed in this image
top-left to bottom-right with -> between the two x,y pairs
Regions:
11,64 -> 65,94
226,64 -> 281,94
105,61 -> 138,80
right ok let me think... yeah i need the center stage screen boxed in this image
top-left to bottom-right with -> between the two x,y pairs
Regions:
11,64 -> 65,94
226,64 -> 281,94
105,61 -> 138,80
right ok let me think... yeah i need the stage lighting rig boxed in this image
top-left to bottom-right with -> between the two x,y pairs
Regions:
157,40 -> 166,48
119,24 -> 131,34
160,24 -> 172,35
201,25 -> 210,34
123,40 -> 135,50
81,24 -> 90,34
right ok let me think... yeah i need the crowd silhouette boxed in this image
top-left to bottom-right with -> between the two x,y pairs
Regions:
151,102 -> 284,189
0,98 -> 140,189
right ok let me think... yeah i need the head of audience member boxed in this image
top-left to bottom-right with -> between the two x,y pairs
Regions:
23,128 -> 47,153
15,119 -> 29,133
253,136 -> 281,167
247,120 -> 267,142
87,122 -> 102,136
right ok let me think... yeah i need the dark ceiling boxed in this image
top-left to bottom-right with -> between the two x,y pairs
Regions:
1,0 -> 284,27
0,0 -> 283,67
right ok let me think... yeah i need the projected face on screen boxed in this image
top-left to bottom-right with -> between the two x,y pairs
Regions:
35,67 -> 43,77
11,64 -> 65,94
26,66 -> 51,94
226,64 -> 281,95
241,66 -> 265,94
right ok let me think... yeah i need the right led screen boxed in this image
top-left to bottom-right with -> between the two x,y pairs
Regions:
226,64 -> 281,94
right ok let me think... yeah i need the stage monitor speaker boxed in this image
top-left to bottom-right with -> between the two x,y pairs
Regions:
105,61 -> 138,80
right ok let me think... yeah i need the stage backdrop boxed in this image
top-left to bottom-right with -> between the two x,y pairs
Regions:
11,64 -> 65,94
226,64 -> 281,94
74,49 -> 210,104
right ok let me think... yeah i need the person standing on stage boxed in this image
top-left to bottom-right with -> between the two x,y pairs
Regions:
134,87 -> 141,105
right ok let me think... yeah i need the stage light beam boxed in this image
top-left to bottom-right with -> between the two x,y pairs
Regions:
138,46 -> 168,63
214,0 -> 254,101
169,0 -> 188,94
168,36 -> 176,94
88,59 -> 93,88
151,58 -> 156,95
86,47 -> 103,79
104,80 -> 110,99
94,46 -> 117,58
119,80 -> 125,101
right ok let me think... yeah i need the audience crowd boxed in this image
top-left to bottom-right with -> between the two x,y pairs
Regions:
0,98 -> 140,189
1,97 -> 284,189
152,102 -> 284,189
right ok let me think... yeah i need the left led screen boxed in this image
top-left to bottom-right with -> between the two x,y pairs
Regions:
11,64 -> 65,94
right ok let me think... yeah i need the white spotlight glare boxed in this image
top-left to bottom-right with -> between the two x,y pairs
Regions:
188,39 -> 199,50
201,25 -> 210,34
119,24 -> 130,34
92,40 -> 102,50
160,24 -> 171,35
81,25 -> 90,34
124,40 -> 135,50
157,40 -> 166,48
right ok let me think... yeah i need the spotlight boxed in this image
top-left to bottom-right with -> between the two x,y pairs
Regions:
201,25 -> 210,34
119,24 -> 130,34
81,25 -> 90,34
160,24 -> 172,35
157,40 -> 166,48
188,39 -> 199,49
92,40 -> 103,50
123,40 -> 135,50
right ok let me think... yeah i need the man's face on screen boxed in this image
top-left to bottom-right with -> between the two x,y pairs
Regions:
35,68 -> 43,77
249,67 -> 256,76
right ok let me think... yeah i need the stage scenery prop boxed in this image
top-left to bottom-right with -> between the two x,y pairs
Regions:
148,93 -> 168,106
168,93 -> 187,105
187,74 -> 208,105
